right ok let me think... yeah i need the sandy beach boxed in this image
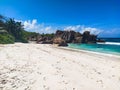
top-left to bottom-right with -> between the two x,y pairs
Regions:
0,43 -> 120,90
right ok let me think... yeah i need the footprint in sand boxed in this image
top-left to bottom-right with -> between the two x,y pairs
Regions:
25,86 -> 31,90
43,85 -> 50,90
119,77 -> 120,81
93,68 -> 101,75
43,77 -> 46,81
62,80 -> 69,85
0,87 -> 3,90
37,72 -> 42,75
112,75 -> 115,77
51,64 -> 54,67
96,80 -> 103,87
73,88 -> 76,90
97,72 -> 101,75
56,67 -> 61,70
0,80 -> 7,84
57,61 -> 60,64
61,75 -> 64,77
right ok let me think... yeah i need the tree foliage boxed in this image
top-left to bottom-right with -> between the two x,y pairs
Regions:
0,14 -> 30,44
0,14 -> 55,44
0,34 -> 15,44
5,18 -> 24,41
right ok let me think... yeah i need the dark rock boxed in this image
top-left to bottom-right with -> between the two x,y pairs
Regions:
55,30 -> 82,43
55,30 -> 97,44
38,41 -> 53,44
28,35 -> 38,41
53,37 -> 68,46
1,80 -> 7,84
81,31 -> 90,43
31,30 -> 98,46
82,31 -> 97,43
36,35 -> 54,44
73,37 -> 82,43
58,41 -> 68,46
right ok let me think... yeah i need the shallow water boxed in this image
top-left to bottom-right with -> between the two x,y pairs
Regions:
68,43 -> 120,55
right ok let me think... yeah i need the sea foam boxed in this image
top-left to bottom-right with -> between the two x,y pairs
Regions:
97,42 -> 120,45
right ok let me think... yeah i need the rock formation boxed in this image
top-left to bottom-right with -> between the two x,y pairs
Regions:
81,31 -> 97,43
53,37 -> 68,46
54,30 -> 97,44
55,30 -> 82,43
36,35 -> 53,44
34,30 -> 98,46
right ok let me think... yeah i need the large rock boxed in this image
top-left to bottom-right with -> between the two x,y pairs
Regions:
37,35 -> 54,44
54,30 -> 97,44
55,30 -> 82,43
82,31 -> 97,43
36,30 -> 97,46
53,37 -> 68,46
73,37 -> 82,43
81,31 -> 90,43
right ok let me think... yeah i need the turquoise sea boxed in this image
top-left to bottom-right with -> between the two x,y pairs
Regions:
68,38 -> 120,55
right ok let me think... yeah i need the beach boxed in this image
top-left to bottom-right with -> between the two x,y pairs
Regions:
0,43 -> 120,90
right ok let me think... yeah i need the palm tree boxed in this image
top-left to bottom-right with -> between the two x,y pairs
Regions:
15,21 -> 24,39
5,18 -> 24,40
0,14 -> 5,27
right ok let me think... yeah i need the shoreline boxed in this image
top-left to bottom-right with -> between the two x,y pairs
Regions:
58,46 -> 120,58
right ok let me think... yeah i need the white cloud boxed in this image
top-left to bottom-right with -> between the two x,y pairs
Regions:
22,19 -> 56,34
80,27 -> 101,35
99,28 -> 120,37
16,19 -> 102,35
14,19 -> 120,37
64,25 -> 101,35
64,25 -> 81,31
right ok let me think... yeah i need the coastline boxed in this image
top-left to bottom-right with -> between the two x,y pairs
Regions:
0,43 -> 120,90
58,46 -> 120,58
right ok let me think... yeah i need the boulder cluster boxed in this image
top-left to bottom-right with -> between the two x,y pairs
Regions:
52,30 -> 97,46
30,30 -> 98,46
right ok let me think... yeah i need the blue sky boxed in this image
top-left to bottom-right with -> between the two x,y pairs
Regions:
0,0 -> 120,37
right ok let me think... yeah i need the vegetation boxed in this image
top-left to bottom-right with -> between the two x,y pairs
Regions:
0,14 -> 39,44
0,14 -> 56,44
41,33 -> 55,38
0,34 -> 15,44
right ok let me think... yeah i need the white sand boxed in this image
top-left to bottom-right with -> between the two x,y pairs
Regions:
0,43 -> 120,90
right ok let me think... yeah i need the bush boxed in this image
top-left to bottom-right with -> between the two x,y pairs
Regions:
0,34 -> 15,44
15,38 -> 28,43
21,38 -> 28,43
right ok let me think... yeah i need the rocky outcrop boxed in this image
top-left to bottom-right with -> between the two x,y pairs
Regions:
81,31 -> 97,43
54,30 -> 97,44
36,35 -> 53,44
37,34 -> 54,44
73,37 -> 82,43
34,30 -> 98,46
55,30 -> 82,43
53,37 -> 68,46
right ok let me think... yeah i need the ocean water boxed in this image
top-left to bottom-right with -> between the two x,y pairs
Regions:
68,38 -> 120,55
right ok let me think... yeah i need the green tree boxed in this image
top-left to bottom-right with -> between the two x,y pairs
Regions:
5,18 -> 25,42
0,34 -> 15,44
0,14 -> 6,28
